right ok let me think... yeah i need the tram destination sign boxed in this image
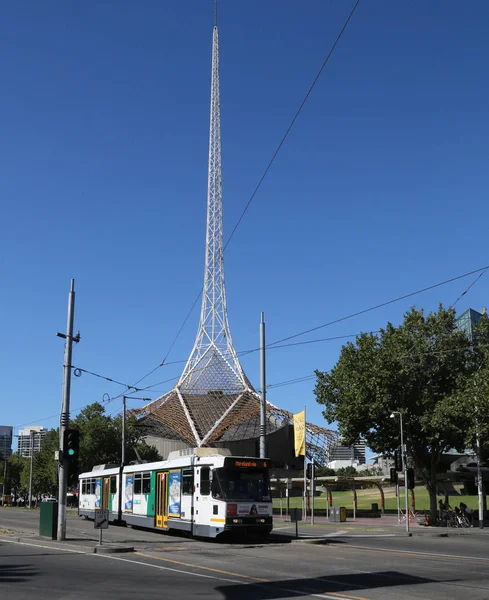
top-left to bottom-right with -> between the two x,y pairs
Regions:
225,458 -> 268,470
94,508 -> 110,530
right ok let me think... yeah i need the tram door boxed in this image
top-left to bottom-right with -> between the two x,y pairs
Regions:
102,478 -> 110,510
155,472 -> 168,529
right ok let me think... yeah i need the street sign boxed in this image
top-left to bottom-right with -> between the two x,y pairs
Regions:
94,509 -> 109,530
287,479 -> 292,490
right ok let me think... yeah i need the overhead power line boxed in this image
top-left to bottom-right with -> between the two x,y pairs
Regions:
224,0 -> 361,249
267,264 -> 489,348
129,1 -> 362,383
451,267 -> 489,309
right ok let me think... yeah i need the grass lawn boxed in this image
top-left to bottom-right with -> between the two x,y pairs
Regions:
273,485 -> 481,512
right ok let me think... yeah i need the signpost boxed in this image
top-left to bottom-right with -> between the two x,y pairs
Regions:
94,508 -> 109,545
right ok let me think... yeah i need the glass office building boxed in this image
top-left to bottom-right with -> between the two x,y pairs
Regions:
456,308 -> 485,343
0,426 -> 13,459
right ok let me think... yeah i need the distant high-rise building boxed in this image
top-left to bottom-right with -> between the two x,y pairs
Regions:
329,440 -> 366,466
456,307 -> 486,342
17,426 -> 48,457
0,426 -> 13,459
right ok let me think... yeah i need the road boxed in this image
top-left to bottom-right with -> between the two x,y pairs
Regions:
1,508 -> 489,599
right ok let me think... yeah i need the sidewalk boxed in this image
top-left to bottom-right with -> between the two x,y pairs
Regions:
272,513 -> 489,538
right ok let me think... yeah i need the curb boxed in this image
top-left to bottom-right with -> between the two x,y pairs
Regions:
1,535 -> 135,554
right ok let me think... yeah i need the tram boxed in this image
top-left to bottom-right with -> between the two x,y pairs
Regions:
78,448 -> 273,538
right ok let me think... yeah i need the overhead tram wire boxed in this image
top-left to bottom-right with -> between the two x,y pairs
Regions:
68,263 -> 489,398
265,264 -> 489,349
451,267 -> 489,309
115,1 -> 362,388
223,0 -> 361,250
16,261 -> 488,431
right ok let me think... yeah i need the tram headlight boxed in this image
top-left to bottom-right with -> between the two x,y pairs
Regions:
232,518 -> 242,524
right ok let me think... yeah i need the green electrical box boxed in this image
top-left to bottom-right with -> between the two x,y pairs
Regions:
39,501 -> 58,539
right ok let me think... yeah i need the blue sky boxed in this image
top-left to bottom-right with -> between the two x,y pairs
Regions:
1,1 -> 489,453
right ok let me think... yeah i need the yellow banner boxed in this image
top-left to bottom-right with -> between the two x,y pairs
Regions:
293,410 -> 306,457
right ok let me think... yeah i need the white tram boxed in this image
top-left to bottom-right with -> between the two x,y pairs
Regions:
78,448 -> 273,538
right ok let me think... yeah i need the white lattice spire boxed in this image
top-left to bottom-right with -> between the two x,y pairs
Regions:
178,19 -> 250,394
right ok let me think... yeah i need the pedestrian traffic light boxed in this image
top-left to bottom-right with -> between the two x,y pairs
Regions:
306,463 -> 312,480
63,428 -> 80,463
390,467 -> 398,484
406,467 -> 415,490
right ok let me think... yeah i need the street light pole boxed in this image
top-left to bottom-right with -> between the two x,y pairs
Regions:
391,412 -> 409,534
28,431 -> 34,509
2,458 -> 7,506
122,396 -> 126,468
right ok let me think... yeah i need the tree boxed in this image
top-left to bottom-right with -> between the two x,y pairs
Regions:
6,454 -> 29,501
316,466 -> 336,477
449,314 -> 489,457
71,402 -> 161,477
314,305 -> 480,521
335,466 -> 357,477
31,430 -> 60,496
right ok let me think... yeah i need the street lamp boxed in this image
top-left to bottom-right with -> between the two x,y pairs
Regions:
391,411 -> 410,534
121,396 -> 151,467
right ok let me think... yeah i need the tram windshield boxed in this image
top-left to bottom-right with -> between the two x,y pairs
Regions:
212,468 -> 271,502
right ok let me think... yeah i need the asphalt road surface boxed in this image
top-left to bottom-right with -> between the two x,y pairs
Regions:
1,508 -> 489,599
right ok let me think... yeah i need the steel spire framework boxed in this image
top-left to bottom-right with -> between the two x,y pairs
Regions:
137,11 -> 337,463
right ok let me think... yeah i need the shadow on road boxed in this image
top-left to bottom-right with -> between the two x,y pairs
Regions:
0,563 -> 39,583
216,571 -> 456,599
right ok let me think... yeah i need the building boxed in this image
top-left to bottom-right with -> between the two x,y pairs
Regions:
17,426 -> 48,457
456,307 -> 486,342
328,440 -> 366,467
0,426 -> 13,459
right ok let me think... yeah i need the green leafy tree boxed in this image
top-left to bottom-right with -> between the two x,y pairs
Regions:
6,454 -> 29,501
335,466 -> 357,477
449,314 -> 489,458
71,402 -> 161,476
316,467 -> 336,477
314,305 -> 480,520
32,430 -> 60,496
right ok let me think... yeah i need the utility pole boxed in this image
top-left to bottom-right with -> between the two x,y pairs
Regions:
28,431 -> 34,509
57,279 -> 76,541
400,413 -> 410,535
311,458 -> 315,525
2,459 -> 7,506
259,312 -> 267,459
122,396 -> 127,468
475,429 -> 484,529
391,411 -> 409,534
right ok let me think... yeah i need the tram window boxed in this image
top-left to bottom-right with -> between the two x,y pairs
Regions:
142,473 -> 151,494
182,469 -> 193,495
110,476 -> 117,494
134,473 -> 142,494
90,479 -> 97,495
200,467 -> 210,495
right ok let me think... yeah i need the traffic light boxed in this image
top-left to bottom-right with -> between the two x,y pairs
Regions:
63,428 -> 80,466
406,467 -> 415,490
390,467 -> 398,485
306,463 -> 312,480
394,450 -> 402,472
